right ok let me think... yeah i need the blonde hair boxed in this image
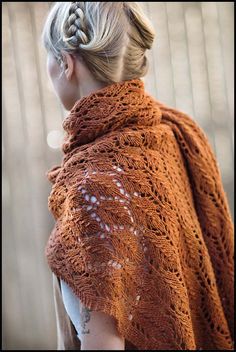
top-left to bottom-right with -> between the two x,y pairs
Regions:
41,2 -> 155,83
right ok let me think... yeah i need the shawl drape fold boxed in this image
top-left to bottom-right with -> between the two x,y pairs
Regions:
45,78 -> 234,350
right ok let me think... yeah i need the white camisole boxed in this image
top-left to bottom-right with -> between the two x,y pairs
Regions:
60,278 -> 81,340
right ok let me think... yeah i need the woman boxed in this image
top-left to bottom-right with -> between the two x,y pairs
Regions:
42,2 -> 234,351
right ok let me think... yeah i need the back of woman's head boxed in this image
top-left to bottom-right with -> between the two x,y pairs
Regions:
41,2 -> 156,83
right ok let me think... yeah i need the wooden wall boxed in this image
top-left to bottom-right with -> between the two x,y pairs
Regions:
2,2 -> 234,350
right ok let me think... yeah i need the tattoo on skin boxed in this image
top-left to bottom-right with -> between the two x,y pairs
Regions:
80,306 -> 92,334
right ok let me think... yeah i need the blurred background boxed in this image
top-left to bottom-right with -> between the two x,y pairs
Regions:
2,2 -> 234,350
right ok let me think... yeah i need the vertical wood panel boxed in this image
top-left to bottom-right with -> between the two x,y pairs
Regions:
183,2 -> 213,133
216,2 -> 234,136
147,2 -> 176,106
142,3 -> 158,97
183,2 -> 219,157
2,4 -> 34,347
200,2 -> 233,211
3,2 -> 234,350
2,99 -> 27,348
201,2 -> 233,144
166,2 -> 195,117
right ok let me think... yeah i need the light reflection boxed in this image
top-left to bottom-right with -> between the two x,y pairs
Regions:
47,130 -> 64,149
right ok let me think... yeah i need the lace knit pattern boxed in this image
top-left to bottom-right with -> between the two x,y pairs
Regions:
45,78 -> 234,350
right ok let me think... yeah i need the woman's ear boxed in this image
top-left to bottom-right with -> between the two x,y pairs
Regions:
62,51 -> 75,80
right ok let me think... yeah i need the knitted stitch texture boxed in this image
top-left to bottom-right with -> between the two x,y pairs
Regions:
45,78 -> 234,350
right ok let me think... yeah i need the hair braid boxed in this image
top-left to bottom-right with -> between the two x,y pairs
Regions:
42,2 -> 156,83
63,2 -> 89,48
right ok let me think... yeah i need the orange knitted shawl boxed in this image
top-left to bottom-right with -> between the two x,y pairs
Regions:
45,78 -> 234,350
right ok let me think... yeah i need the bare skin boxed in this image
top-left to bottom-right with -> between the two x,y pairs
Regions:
46,51 -> 107,111
76,302 -> 125,350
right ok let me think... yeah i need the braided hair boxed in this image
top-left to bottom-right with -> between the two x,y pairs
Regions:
62,2 -> 89,48
42,2 -> 155,83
